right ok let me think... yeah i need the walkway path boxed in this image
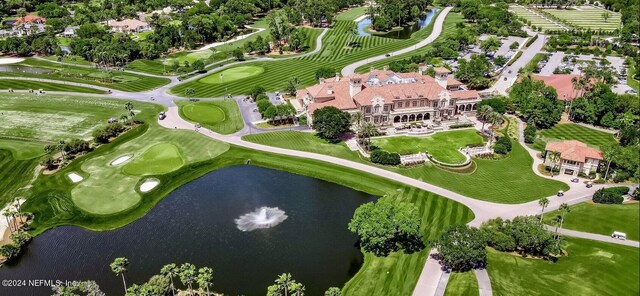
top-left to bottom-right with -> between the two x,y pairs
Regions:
412,249 -> 444,296
341,7 -> 452,76
475,269 -> 493,296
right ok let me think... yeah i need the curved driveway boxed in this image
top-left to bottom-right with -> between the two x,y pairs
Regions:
341,7 -> 452,76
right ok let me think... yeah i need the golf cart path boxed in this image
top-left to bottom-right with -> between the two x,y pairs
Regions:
544,225 -> 640,248
341,7 -> 452,76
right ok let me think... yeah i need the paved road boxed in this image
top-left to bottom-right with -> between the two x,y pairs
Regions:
340,7 -> 453,76
488,33 -> 547,96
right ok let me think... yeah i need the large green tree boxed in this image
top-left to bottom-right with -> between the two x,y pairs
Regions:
348,201 -> 424,257
312,106 -> 351,142
438,224 -> 486,271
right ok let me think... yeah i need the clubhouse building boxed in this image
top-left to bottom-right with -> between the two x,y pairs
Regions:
296,67 -> 481,126
544,140 -> 604,177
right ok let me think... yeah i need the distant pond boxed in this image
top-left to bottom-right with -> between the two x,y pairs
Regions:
357,8 -> 440,39
0,165 -> 377,295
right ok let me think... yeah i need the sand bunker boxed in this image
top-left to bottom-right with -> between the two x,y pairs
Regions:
68,173 -> 84,183
0,57 -> 25,65
140,179 -> 159,192
111,155 -> 132,166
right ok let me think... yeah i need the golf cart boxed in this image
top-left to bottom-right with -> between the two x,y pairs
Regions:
158,112 -> 166,120
557,190 -> 564,197
611,231 -> 626,240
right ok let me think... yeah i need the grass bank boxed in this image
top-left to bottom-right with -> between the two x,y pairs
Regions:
487,237 -> 639,295
0,79 -> 106,94
531,123 -> 617,151
243,130 -> 567,203
543,202 -> 639,241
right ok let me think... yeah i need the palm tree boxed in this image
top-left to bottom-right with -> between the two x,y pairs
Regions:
289,282 -> 305,296
120,114 -> 129,124
161,263 -> 178,296
351,111 -> 364,128
2,209 -> 14,233
547,150 -> 561,177
538,197 -> 549,223
477,105 -> 493,132
57,140 -> 66,159
275,273 -> 293,296
602,144 -> 617,180
196,267 -> 213,296
110,257 -> 129,293
488,112 -> 504,143
357,121 -> 376,148
557,203 -> 571,242
179,263 -> 197,295
552,214 -> 562,239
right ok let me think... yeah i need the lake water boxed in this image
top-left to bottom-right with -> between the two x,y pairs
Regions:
356,8 -> 440,39
0,65 -> 54,74
0,165 -> 377,295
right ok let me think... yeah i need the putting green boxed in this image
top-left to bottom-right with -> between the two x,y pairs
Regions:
123,143 -> 185,175
182,103 -> 226,124
199,66 -> 264,84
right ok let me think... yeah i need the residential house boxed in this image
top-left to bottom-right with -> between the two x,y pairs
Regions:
62,26 -> 79,38
106,19 -> 151,33
544,140 -> 603,177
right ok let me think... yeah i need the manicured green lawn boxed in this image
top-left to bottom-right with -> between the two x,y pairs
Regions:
531,123 -> 617,151
544,7 -> 621,31
243,131 -> 567,203
336,6 -> 369,21
509,6 -> 563,31
444,271 -> 479,296
1,58 -> 171,92
0,79 -> 106,94
0,93 -> 133,141
544,202 -> 639,241
182,103 -> 226,123
123,143 -> 185,175
0,148 -> 40,208
176,99 -> 244,134
488,237 -> 639,295
372,129 -> 484,163
171,11 -> 459,97
199,66 -> 265,84
243,131 -> 364,162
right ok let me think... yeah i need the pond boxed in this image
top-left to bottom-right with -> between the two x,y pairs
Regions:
356,8 -> 439,39
0,65 -> 55,75
0,165 -> 377,295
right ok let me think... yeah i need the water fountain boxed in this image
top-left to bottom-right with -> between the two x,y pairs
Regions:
235,207 -> 288,231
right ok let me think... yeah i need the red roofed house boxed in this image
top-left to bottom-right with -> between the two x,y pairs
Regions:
13,15 -> 46,26
544,140 -> 604,177
297,67 -> 481,126
533,74 -> 590,102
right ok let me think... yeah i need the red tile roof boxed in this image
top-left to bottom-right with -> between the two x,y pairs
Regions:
533,74 -> 591,101
434,67 -> 451,74
545,140 -> 604,162
14,15 -> 46,25
451,90 -> 479,100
